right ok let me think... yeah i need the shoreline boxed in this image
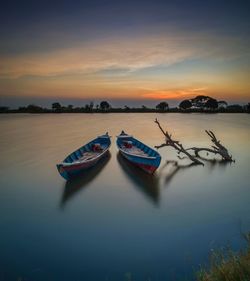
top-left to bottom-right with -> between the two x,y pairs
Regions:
0,111 -> 249,114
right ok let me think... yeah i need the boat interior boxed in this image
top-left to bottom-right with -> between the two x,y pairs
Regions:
120,139 -> 156,157
64,142 -> 106,163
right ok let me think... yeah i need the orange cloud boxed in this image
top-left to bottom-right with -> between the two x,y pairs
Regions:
0,31 -> 247,80
0,31 -> 249,102
141,87 -> 208,100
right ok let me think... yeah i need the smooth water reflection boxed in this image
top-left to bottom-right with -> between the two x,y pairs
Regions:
0,113 -> 249,281
117,153 -> 160,206
61,152 -> 111,208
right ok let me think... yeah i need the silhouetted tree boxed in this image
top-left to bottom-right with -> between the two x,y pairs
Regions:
100,101 -> 111,111
156,102 -> 169,111
83,102 -> 94,112
191,95 -> 211,107
67,105 -> 73,111
89,101 -> 94,110
218,100 -> 228,108
246,103 -> 250,113
27,104 -> 44,113
52,102 -> 62,112
190,95 -> 219,109
227,104 -> 243,112
84,104 -> 90,111
18,107 -> 26,112
205,98 -> 218,109
0,106 -> 9,113
179,99 -> 192,109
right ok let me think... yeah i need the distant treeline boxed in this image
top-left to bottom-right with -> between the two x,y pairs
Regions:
1,96 -> 250,113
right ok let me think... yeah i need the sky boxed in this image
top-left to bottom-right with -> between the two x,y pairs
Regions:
0,0 -> 249,108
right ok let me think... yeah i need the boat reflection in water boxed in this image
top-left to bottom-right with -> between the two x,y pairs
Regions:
117,152 -> 160,206
60,152 -> 111,208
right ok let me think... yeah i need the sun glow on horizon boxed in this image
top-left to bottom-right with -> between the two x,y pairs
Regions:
0,24 -> 249,104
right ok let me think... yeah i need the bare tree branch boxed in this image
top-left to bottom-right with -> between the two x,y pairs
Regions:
155,143 -> 168,149
154,119 -> 234,164
154,119 -> 204,165
187,130 -> 234,162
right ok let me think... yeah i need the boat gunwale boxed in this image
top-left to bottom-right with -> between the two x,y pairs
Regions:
60,146 -> 110,167
119,148 -> 158,160
117,134 -> 160,160
58,134 -> 111,167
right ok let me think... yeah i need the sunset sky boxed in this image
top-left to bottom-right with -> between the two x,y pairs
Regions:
0,0 -> 249,107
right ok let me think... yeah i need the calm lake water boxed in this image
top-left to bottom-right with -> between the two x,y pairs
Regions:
0,113 -> 249,281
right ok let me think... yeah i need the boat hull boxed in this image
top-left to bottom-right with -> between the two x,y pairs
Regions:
120,150 -> 160,174
117,132 -> 161,174
57,149 -> 109,180
57,133 -> 111,180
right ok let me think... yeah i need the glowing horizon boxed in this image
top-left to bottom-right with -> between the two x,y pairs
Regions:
0,0 -> 249,106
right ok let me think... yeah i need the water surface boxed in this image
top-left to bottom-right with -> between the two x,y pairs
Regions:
0,113 -> 249,281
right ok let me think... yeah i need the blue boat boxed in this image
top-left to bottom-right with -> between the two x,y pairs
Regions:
57,133 -> 111,180
116,131 -> 161,174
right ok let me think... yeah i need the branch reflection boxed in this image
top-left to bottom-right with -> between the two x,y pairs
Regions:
160,159 -> 231,187
159,160 -> 196,186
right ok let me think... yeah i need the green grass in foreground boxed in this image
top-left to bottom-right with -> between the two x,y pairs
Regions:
197,233 -> 250,281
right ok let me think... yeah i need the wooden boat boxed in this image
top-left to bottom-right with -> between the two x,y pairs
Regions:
57,133 -> 111,180
60,152 -> 111,207
116,131 -> 161,174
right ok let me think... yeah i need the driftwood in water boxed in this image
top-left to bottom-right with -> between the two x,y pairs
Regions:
187,130 -> 234,162
154,119 -> 234,164
154,118 -> 203,165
